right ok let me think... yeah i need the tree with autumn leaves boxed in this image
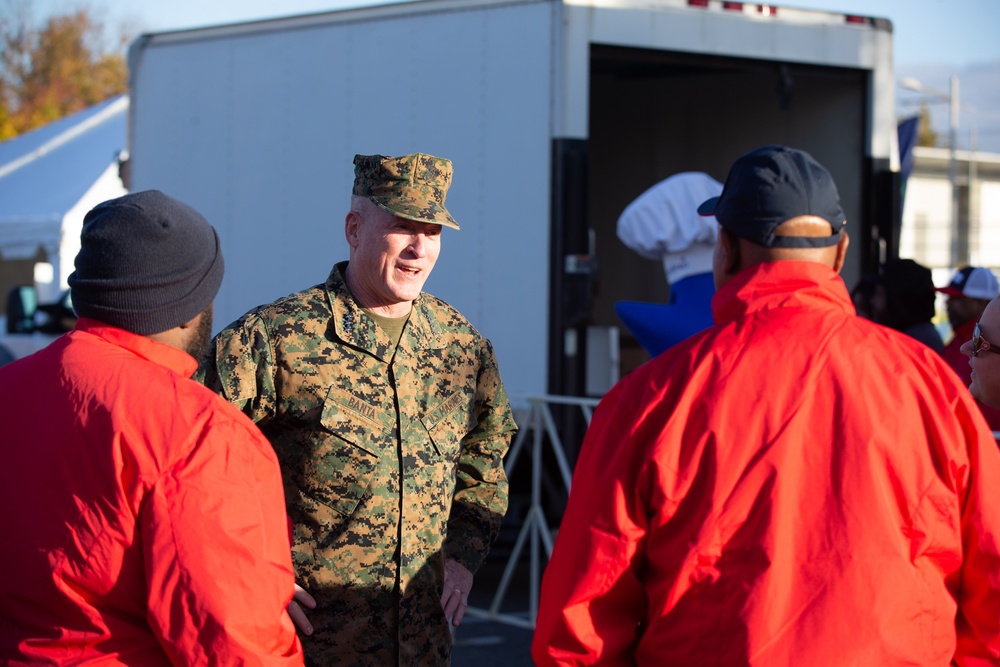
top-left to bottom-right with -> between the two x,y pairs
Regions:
0,2 -> 129,141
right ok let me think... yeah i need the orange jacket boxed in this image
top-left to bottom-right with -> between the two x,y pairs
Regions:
533,262 -> 1000,666
0,319 -> 303,665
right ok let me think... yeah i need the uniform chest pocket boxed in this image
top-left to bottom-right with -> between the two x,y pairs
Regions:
311,389 -> 385,517
422,391 -> 478,462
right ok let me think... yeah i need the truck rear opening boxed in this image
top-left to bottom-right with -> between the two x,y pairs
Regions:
584,44 -> 874,374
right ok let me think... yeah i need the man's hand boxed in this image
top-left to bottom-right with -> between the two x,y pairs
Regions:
289,583 -> 317,636
441,558 -> 474,627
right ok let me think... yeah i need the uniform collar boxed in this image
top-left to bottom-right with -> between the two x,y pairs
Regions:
325,262 -> 445,360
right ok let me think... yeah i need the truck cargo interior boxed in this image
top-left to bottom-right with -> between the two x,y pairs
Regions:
585,44 -> 870,376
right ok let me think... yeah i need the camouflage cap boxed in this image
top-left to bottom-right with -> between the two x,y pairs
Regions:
352,153 -> 460,230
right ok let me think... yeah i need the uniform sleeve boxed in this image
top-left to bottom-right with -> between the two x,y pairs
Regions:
531,383 -> 649,667
953,395 -> 1000,665
196,312 -> 277,425
141,412 -> 304,665
444,338 -> 518,573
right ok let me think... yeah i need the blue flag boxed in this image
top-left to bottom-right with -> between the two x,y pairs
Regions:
898,116 -> 920,208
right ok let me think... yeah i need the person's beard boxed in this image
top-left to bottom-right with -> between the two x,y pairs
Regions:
185,303 -> 214,361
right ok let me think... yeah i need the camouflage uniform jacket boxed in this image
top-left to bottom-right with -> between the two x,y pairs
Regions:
198,261 -> 516,667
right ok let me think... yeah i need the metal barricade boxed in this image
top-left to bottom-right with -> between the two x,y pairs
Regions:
465,394 -> 600,629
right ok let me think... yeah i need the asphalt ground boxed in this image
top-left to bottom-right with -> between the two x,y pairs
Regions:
451,557 -> 537,667
449,468 -> 565,665
452,616 -> 534,666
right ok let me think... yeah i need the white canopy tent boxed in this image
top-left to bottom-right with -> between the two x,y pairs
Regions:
0,95 -> 128,304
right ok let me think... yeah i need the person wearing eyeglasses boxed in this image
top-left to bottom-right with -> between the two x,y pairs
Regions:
963,297 -> 1000,414
939,266 -> 1000,433
532,145 -> 1000,666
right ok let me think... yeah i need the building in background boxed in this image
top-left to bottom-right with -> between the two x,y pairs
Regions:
0,95 -> 128,360
899,145 -> 1000,340
0,95 -> 128,311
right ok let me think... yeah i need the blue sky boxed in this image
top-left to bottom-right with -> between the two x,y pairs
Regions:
24,0 -> 1000,151
22,0 -> 996,67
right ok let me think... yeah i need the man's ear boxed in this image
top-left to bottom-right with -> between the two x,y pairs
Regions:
345,210 -> 361,249
713,228 -> 741,289
722,229 -> 742,276
832,231 -> 850,274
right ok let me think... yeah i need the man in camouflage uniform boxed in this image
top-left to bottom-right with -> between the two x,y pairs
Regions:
198,153 -> 516,666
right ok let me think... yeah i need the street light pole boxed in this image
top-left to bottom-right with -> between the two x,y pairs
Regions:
948,74 -> 961,267
900,75 -> 963,267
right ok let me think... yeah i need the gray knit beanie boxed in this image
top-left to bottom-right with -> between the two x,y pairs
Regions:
68,190 -> 225,335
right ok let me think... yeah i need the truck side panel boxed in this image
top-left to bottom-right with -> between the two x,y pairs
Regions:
130,2 -> 555,396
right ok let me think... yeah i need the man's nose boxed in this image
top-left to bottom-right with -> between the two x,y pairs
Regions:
409,233 -> 428,256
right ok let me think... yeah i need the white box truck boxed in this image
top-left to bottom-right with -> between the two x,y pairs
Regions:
126,0 -> 899,400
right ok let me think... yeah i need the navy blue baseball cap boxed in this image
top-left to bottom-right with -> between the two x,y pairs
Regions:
698,145 -> 846,249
